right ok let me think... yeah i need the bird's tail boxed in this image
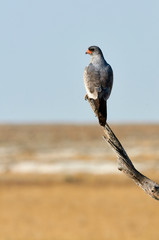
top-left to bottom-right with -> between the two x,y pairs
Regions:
98,99 -> 107,126
88,98 -> 107,127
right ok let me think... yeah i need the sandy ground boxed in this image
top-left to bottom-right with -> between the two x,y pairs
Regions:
0,173 -> 159,240
0,124 -> 159,240
0,124 -> 159,171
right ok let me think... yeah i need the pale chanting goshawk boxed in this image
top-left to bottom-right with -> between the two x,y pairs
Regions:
84,46 -> 113,126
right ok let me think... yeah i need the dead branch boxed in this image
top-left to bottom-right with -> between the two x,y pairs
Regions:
86,97 -> 159,200
103,123 -> 159,200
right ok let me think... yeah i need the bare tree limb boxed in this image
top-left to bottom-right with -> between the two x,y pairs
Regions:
102,123 -> 159,200
86,97 -> 159,200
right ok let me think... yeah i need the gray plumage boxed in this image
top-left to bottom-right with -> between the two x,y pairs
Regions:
84,46 -> 113,126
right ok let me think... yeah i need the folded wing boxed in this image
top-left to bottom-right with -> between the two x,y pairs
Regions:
84,63 -> 113,126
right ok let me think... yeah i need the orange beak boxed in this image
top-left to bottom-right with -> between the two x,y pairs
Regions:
85,49 -> 93,55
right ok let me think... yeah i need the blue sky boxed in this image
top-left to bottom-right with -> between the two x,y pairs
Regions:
0,0 -> 159,123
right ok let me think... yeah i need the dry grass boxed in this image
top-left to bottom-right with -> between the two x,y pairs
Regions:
0,124 -> 159,239
0,123 -> 159,164
0,173 -> 159,240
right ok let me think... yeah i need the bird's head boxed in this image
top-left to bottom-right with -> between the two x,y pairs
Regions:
85,46 -> 103,56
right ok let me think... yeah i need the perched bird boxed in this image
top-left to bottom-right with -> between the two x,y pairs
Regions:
84,46 -> 113,126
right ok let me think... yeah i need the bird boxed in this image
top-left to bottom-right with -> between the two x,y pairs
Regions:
84,46 -> 113,126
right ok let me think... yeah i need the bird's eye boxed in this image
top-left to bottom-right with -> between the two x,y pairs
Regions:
89,48 -> 94,52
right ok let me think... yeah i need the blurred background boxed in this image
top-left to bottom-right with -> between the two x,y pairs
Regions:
0,0 -> 159,240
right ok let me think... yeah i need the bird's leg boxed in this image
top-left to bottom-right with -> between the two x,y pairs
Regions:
85,94 -> 88,101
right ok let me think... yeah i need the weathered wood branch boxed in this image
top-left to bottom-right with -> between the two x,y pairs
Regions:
103,123 -> 159,200
86,97 -> 159,200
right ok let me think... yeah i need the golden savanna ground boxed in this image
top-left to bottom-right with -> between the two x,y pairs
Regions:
0,124 -> 159,240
